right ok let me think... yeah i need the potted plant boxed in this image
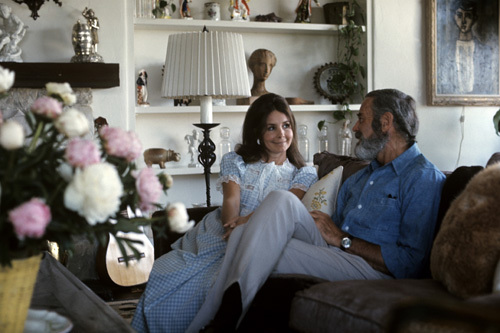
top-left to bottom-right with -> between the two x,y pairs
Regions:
317,0 -> 366,131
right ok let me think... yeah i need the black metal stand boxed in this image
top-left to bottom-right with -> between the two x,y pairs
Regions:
194,123 -> 219,207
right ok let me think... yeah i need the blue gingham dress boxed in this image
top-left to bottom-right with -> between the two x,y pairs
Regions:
131,152 -> 317,332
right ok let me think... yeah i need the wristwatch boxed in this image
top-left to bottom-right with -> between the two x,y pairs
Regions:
340,235 -> 353,251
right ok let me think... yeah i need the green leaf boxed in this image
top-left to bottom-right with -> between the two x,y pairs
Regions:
317,120 -> 325,131
494,109 -> 500,136
333,110 -> 346,121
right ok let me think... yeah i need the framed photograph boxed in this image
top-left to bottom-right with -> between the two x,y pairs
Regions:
427,0 -> 500,105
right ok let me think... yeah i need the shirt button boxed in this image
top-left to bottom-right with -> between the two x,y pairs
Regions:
358,204 -> 362,209
344,226 -> 350,231
370,181 -> 374,185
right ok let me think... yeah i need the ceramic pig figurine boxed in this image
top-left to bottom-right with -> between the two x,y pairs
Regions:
144,148 -> 181,169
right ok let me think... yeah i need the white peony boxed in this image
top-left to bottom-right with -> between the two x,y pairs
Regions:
54,108 -> 89,138
45,82 -> 77,106
0,66 -> 14,93
167,202 -> 194,233
57,162 -> 74,182
64,162 -> 123,225
0,120 -> 24,150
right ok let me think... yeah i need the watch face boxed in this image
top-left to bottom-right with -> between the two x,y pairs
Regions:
341,237 -> 352,249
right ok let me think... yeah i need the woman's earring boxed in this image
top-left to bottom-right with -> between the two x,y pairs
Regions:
256,139 -> 260,145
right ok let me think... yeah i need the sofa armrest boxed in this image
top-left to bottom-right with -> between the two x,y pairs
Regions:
152,206 -> 219,259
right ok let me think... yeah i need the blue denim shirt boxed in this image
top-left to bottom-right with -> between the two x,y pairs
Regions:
333,144 -> 446,279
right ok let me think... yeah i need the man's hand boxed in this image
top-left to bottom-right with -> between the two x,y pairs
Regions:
310,210 -> 392,275
309,210 -> 344,247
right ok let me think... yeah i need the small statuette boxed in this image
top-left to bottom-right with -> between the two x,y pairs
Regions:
137,69 -> 150,107
143,148 -> 181,169
229,0 -> 250,21
0,4 -> 27,62
81,7 -> 103,62
295,0 -> 321,23
180,0 -> 193,20
71,7 -> 103,63
185,129 -> 202,167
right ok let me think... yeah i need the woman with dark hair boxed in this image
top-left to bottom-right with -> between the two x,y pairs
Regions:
132,93 -> 317,333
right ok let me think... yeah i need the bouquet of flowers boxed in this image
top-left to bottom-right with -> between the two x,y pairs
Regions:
0,65 -> 189,267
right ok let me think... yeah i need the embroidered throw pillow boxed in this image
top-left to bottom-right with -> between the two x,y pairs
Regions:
302,166 -> 343,215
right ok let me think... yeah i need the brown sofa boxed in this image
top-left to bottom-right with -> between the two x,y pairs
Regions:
153,152 -> 500,332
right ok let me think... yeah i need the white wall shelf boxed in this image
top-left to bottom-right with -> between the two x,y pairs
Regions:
131,0 -> 370,204
135,104 -> 361,115
151,165 -> 220,176
134,18 -> 365,35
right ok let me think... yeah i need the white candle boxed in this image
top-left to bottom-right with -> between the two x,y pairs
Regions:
200,96 -> 213,123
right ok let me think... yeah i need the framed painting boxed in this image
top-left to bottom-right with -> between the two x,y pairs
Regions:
427,0 -> 500,105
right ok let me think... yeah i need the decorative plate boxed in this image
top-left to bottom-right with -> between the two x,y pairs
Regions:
313,62 -> 348,104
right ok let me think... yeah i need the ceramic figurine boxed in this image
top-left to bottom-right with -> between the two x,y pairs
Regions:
295,0 -> 321,23
137,69 -> 150,106
185,129 -> 202,167
180,0 -> 193,19
229,0 -> 250,21
0,4 -> 26,62
143,148 -> 181,168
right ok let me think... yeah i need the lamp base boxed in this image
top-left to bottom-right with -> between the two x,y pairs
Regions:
194,123 -> 220,207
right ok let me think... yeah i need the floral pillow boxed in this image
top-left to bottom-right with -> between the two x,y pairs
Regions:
301,166 -> 343,215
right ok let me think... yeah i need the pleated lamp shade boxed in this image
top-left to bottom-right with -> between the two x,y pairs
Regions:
162,31 -> 251,123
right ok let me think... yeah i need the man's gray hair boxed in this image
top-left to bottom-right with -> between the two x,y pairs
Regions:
366,89 -> 419,145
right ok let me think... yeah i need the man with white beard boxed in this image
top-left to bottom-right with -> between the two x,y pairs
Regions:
194,89 -> 446,333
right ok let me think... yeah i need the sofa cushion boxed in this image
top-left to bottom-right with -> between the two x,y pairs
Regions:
313,152 -> 369,183
302,166 -> 343,215
431,164 -> 500,299
289,279 -> 459,333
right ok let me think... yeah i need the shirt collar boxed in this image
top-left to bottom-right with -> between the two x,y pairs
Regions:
368,143 -> 421,175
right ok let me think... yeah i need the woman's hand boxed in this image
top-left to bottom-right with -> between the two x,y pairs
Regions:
223,214 -> 251,240
309,210 -> 344,246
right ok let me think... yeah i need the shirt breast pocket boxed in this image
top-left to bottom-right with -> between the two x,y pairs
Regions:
369,196 -> 400,232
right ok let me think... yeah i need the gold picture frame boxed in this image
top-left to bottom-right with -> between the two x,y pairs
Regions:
427,0 -> 500,106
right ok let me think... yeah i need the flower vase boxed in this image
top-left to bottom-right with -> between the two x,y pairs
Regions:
0,254 -> 42,333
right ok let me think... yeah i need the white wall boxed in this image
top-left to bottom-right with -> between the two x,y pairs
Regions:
7,0 -> 500,208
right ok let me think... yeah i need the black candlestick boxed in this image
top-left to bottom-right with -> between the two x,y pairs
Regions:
194,123 -> 219,207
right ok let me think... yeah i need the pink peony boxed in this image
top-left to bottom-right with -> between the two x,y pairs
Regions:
9,198 -> 51,240
65,138 -> 101,167
134,168 -> 162,212
31,96 -> 63,119
100,126 -> 142,162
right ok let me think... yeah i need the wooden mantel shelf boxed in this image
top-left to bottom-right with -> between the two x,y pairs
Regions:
0,62 -> 120,89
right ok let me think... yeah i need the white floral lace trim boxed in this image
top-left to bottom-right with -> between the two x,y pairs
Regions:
216,175 -> 241,193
